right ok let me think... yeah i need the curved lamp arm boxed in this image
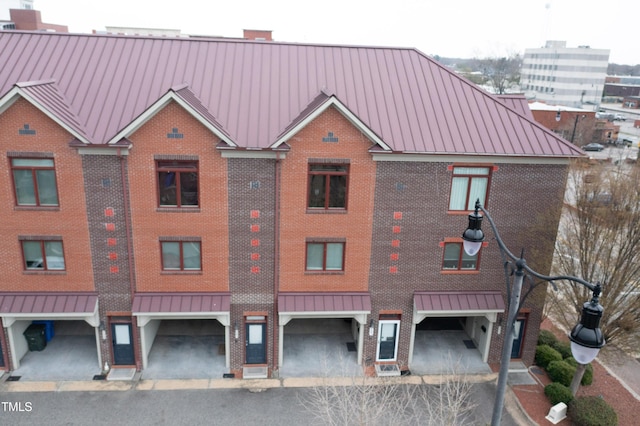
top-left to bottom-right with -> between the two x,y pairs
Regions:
469,199 -> 601,298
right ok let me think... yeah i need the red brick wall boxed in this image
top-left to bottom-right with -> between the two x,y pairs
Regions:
531,110 -> 597,145
366,160 -> 567,367
278,106 -> 376,292
0,98 -> 94,291
126,101 -> 229,292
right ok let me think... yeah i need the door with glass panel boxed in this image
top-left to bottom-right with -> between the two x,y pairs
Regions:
376,320 -> 400,361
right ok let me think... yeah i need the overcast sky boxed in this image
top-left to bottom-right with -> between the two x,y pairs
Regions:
34,0 -> 639,64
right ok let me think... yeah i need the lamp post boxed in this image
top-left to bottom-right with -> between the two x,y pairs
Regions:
462,200 -> 605,426
570,114 -> 586,143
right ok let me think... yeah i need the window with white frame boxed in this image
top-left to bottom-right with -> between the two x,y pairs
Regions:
448,166 -> 491,211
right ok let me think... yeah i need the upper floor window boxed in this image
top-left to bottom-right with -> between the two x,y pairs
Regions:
161,240 -> 201,271
11,158 -> 59,206
22,240 -> 65,271
306,241 -> 345,271
442,242 -> 479,271
157,161 -> 199,207
449,166 -> 491,211
308,164 -> 348,210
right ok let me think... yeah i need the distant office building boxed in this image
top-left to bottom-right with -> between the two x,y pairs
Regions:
604,76 -> 640,103
0,0 -> 33,20
521,41 -> 609,109
0,0 -> 67,32
0,0 -> 32,29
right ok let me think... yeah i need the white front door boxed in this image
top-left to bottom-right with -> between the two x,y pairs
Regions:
376,320 -> 400,361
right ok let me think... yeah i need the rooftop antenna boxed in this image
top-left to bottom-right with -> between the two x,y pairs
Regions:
543,3 -> 552,43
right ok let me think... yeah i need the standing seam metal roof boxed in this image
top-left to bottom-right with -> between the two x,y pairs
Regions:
0,31 -> 582,157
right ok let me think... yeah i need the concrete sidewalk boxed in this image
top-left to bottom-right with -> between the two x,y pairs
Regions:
0,371 -> 496,393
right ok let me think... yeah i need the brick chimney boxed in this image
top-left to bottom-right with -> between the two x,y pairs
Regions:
243,29 -> 273,41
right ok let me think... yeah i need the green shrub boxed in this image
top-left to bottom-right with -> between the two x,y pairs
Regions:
568,396 -> 618,426
547,360 -> 576,387
552,340 -> 573,359
537,329 -> 557,347
564,357 -> 594,386
544,382 -> 574,405
535,344 -> 562,369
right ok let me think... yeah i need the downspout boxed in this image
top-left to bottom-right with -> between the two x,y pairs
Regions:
273,151 -> 281,374
117,147 -> 140,369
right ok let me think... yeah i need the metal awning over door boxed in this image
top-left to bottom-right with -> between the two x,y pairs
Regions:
413,291 -> 505,323
0,292 -> 99,326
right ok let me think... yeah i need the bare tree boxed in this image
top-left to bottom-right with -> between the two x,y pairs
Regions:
475,54 -> 522,94
547,160 -> 640,355
298,354 -> 476,425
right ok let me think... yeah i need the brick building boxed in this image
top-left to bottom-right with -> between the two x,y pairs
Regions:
0,31 -> 582,378
528,102 -> 602,146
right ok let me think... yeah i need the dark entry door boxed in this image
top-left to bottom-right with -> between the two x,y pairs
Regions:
245,323 -> 266,364
511,318 -> 526,358
112,323 -> 135,365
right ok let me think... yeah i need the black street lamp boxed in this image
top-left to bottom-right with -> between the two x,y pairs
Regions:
570,114 -> 586,144
462,199 -> 605,426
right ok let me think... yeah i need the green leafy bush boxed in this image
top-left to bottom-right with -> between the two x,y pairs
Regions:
537,329 -> 557,347
568,396 -> 618,426
552,341 -> 573,359
535,344 -> 562,369
564,357 -> 594,385
547,360 -> 575,387
544,382 -> 574,405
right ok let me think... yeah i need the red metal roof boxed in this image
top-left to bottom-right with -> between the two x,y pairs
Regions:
132,293 -> 231,313
414,291 -> 505,312
0,292 -> 98,314
279,292 -> 371,313
0,32 -> 582,157
497,94 -> 534,119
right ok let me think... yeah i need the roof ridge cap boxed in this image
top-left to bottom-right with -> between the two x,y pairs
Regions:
16,79 -> 57,88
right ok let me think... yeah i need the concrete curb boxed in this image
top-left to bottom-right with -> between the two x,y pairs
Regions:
0,372 -> 499,393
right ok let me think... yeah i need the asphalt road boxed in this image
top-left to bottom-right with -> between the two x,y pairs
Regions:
0,382 -> 518,426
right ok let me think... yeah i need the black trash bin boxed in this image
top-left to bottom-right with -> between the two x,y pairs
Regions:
24,323 -> 47,351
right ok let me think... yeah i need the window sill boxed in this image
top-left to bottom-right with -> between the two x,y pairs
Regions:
440,270 -> 480,275
23,270 -> 66,275
15,206 -> 60,212
156,207 -> 201,213
161,271 -> 203,275
304,271 -> 345,275
446,210 -> 475,215
306,209 -> 348,214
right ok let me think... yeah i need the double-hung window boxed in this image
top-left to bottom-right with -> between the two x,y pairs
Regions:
11,158 -> 59,206
449,166 -> 491,211
442,242 -> 479,271
22,239 -> 65,271
161,239 -> 201,271
157,161 -> 199,207
306,241 -> 345,271
308,164 -> 348,210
